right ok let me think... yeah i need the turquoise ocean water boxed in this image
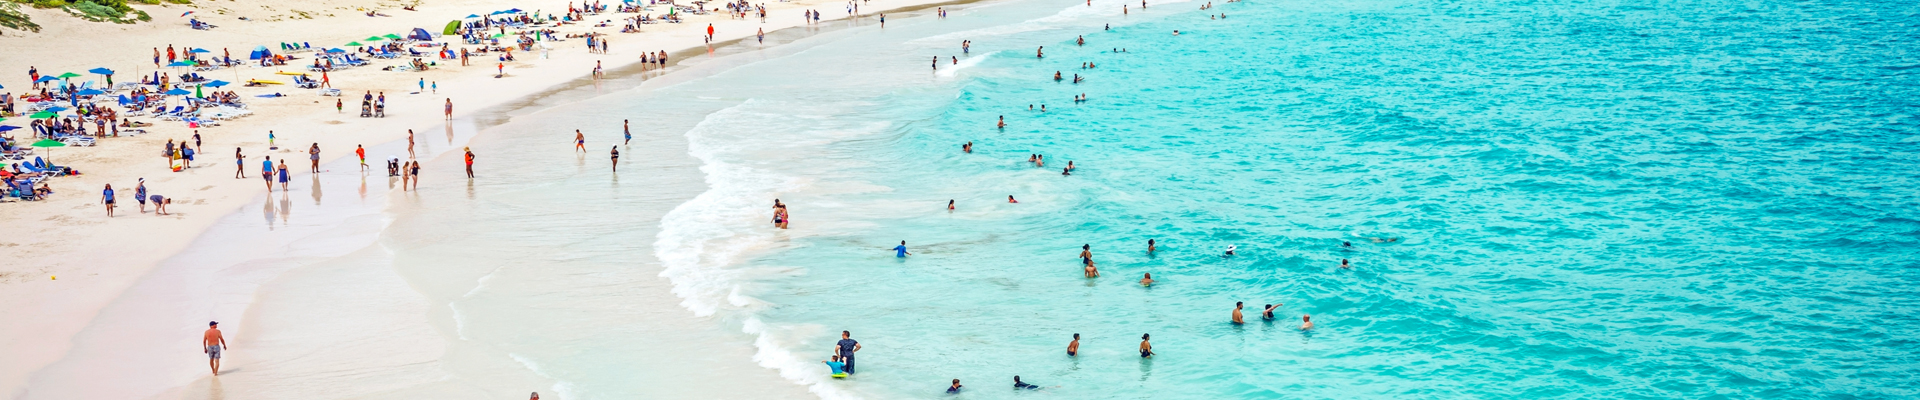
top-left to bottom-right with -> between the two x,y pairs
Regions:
420,0 -> 1920,397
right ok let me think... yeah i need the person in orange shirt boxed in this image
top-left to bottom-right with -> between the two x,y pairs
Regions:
465,148 -> 476,178
356,144 -> 367,172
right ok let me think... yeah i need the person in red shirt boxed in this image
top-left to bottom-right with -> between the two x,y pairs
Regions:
464,147 -> 476,178
356,144 -> 367,172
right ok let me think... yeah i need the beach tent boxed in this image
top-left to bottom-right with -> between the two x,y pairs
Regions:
409,28 -> 433,41
444,21 -> 461,35
250,46 -> 273,60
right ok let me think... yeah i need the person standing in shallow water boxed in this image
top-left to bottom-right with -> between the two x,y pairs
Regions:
1232,302 -> 1245,324
1139,334 -> 1154,358
1067,333 -> 1079,356
836,331 -> 862,374
610,146 -> 620,172
203,321 -> 227,376
893,241 -> 912,257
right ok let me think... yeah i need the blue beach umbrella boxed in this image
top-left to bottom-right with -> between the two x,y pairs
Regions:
205,80 -> 230,87
88,67 -> 114,75
465,14 -> 481,18
75,89 -> 105,96
166,61 -> 195,67
35,76 -> 58,83
188,48 -> 211,53
324,48 -> 347,54
164,88 -> 192,96
44,106 -> 68,113
0,126 -> 20,132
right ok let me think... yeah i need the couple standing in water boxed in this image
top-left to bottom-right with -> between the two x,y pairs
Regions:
772,199 -> 790,229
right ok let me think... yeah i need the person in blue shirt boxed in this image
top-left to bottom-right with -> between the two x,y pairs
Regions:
101,184 -> 116,217
822,355 -> 847,378
946,379 -> 962,394
261,156 -> 275,191
893,241 -> 911,257
835,331 -> 861,374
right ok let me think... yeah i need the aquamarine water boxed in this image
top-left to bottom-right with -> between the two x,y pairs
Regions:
641,0 -> 1920,398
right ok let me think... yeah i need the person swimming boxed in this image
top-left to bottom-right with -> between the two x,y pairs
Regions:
1083,258 -> 1098,277
1301,315 -> 1314,330
1062,167 -> 1071,176
998,115 -> 1006,129
1037,46 -> 1044,58
1067,161 -> 1075,171
1147,239 -> 1156,253
823,355 -> 848,378
1232,302 -> 1245,324
1341,259 -> 1350,269
1224,244 -> 1236,256
1139,334 -> 1154,358
963,141 -> 972,153
1263,304 -> 1280,320
947,379 -> 963,393
948,200 -> 955,210
1054,71 -> 1063,81
1067,333 -> 1079,356
1008,195 -> 1019,203
1014,376 -> 1040,390
1140,272 -> 1153,286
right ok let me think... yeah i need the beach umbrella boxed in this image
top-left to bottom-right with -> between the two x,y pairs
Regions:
45,106 -> 67,113
167,61 -> 195,67
28,111 -> 56,119
57,72 -> 81,79
35,76 -> 58,83
0,126 -> 19,132
205,80 -> 230,87
30,139 -> 65,165
164,88 -> 191,96
188,48 -> 211,53
383,33 -> 402,39
506,8 -> 522,12
465,14 -> 481,18
345,41 -> 363,46
75,89 -> 105,96
365,35 -> 384,41
88,67 -> 114,75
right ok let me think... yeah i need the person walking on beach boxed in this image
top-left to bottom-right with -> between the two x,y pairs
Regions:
309,143 -> 321,173
610,146 -> 620,172
277,161 -> 291,192
101,184 -> 116,217
135,179 -> 148,213
624,119 -> 632,145
575,130 -> 587,153
758,28 -> 765,44
357,145 -> 368,172
203,321 -> 227,376
261,156 -> 275,191
893,241 -> 911,257
465,148 -> 476,178
407,130 -> 417,158
1067,333 -> 1079,356
835,331 -> 861,374
409,161 -> 421,191
445,98 -> 454,120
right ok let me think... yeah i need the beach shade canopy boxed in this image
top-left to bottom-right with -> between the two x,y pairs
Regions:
167,61 -> 196,67
409,28 -> 432,40
0,126 -> 19,132
164,88 -> 192,96
30,139 -> 64,148
35,76 -> 59,83
28,111 -> 57,119
324,48 -> 347,54
188,48 -> 211,53
383,33 -> 403,40
465,14 -> 481,18
88,67 -> 114,75
365,35 -> 384,41
205,80 -> 230,87
444,20 -> 461,35
345,41 -> 363,46
57,72 -> 81,78
75,89 -> 105,96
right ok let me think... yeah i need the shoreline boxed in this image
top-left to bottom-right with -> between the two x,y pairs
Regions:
2,0 -> 1000,397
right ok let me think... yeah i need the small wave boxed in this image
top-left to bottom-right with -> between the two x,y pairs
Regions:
937,53 -> 993,78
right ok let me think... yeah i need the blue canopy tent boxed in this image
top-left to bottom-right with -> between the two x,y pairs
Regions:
408,27 -> 433,41
249,45 -> 273,60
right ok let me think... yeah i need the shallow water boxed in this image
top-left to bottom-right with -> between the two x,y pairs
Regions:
641,0 -> 1920,398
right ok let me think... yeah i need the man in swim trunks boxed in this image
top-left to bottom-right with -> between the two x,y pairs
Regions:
203,321 -> 227,376
1067,333 -> 1079,356
893,241 -> 911,257
261,156 -> 275,192
575,130 -> 586,152
1139,334 -> 1154,358
624,119 -> 633,145
835,331 -> 861,374
1232,302 -> 1244,324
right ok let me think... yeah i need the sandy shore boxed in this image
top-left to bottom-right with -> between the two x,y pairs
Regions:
0,0 -> 975,397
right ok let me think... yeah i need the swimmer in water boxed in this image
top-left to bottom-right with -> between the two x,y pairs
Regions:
952,56 -> 958,65
575,130 -> 586,152
1173,30 -> 1180,35
998,115 -> 1006,129
1139,334 -> 1154,358
1147,239 -> 1156,253
1062,166 -> 1071,176
1037,46 -> 1044,58
948,200 -> 955,210
1263,304 -> 1280,320
1232,302 -> 1244,324
1072,74 -> 1082,83
932,56 -> 939,70
1054,71 -> 1063,81
1084,258 -> 1099,277
1041,104 -> 1048,112
948,379 -> 963,393
1224,244 -> 1236,256
1014,376 -> 1041,390
1067,161 -> 1075,171
1008,195 -> 1018,203
1037,154 -> 1045,167
963,141 -> 972,153
1342,241 -> 1353,249
1080,244 -> 1092,262
1067,334 -> 1079,356
1341,259 -> 1350,269
1140,272 -> 1153,286
1077,35 -> 1085,46
1301,315 -> 1314,330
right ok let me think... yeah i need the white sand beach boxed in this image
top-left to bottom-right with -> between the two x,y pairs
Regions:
0,0 -> 970,397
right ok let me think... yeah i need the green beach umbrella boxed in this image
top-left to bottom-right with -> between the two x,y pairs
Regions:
56,72 -> 81,79
29,111 -> 57,119
365,35 -> 383,41
383,33 -> 402,39
346,41 -> 363,46
30,139 -> 65,165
